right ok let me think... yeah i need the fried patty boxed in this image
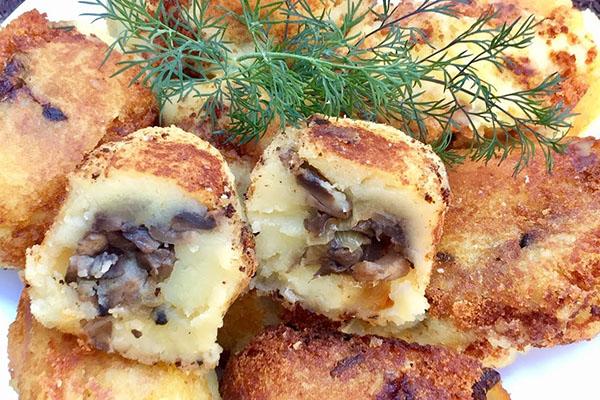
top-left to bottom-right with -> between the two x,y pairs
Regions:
8,293 -> 220,400
0,10 -> 157,268
354,137 -> 600,367
391,0 -> 600,142
221,324 -> 510,400
25,126 -> 256,369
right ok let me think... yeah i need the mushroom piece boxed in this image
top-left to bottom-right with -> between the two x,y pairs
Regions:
309,214 -> 413,282
93,214 -> 125,232
354,214 -> 407,251
96,256 -> 148,311
148,225 -> 179,245
66,210 -> 217,336
170,210 -> 216,231
280,150 -> 351,220
68,252 -> 118,281
295,162 -> 352,219
351,254 -> 412,282
137,249 -> 176,280
76,232 -> 108,256
304,211 -> 337,236
122,226 -> 161,253
316,260 -> 353,276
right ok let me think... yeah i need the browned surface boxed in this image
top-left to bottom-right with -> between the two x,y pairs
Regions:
0,10 -> 157,268
426,137 -> 600,363
221,324 -> 509,400
307,120 -> 412,173
300,116 -> 451,211
80,127 -> 232,209
384,0 -> 600,142
437,1 -> 596,112
8,293 -> 213,400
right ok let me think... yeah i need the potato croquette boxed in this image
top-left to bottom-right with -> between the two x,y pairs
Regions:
221,324 -> 510,400
0,10 -> 157,268
9,293 -> 221,400
26,127 -> 256,369
246,116 -> 449,327
348,137 -> 600,367
381,0 -> 600,143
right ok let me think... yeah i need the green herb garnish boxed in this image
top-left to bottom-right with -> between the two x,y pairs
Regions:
83,0 -> 573,173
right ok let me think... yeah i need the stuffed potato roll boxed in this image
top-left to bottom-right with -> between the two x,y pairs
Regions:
25,126 -> 255,369
246,116 -> 449,327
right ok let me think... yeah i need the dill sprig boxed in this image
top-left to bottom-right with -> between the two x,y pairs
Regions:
83,0 -> 573,173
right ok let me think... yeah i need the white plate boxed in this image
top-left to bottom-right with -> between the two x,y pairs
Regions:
1,1 -> 600,399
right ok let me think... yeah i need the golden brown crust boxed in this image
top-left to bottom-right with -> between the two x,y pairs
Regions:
306,119 -> 412,173
221,324 -> 508,400
9,293 -> 217,400
0,10 -> 157,268
384,0 -> 600,142
425,137 -> 600,364
78,126 -> 232,210
301,116 -> 451,206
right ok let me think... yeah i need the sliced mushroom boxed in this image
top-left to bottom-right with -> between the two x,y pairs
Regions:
304,211 -> 337,236
93,214 -> 125,232
148,225 -> 179,245
295,163 -> 352,219
328,246 -> 363,268
67,209 -> 217,325
88,252 -> 119,279
361,240 -> 387,262
279,149 -> 303,171
137,248 -> 176,280
122,226 -> 161,253
316,259 -> 353,276
351,254 -> 412,282
171,210 -> 216,231
96,256 -> 148,311
68,253 -> 118,280
306,212 -> 413,282
75,279 -> 97,303
76,232 -> 108,256
105,231 -> 138,252
68,255 -> 94,279
368,214 -> 407,250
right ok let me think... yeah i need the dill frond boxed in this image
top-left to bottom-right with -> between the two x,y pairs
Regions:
83,0 -> 574,173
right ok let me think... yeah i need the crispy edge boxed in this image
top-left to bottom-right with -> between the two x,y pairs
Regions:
221,324 -> 508,400
425,137 -> 600,363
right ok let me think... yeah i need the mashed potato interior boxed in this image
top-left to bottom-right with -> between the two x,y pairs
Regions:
248,130 -> 443,326
27,170 -> 248,368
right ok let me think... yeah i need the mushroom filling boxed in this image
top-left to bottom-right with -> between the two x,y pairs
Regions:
66,210 -> 217,331
309,214 -> 413,282
281,151 -> 413,282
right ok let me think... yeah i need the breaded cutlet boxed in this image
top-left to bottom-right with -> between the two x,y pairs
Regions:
350,137 -> 600,367
221,324 -> 510,400
378,0 -> 600,144
0,10 -> 157,268
8,293 -> 220,400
